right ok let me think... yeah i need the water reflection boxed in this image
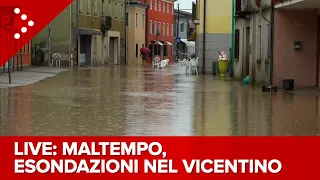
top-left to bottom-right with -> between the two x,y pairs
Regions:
0,65 -> 320,136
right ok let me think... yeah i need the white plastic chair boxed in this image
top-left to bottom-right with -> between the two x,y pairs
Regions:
190,59 -> 198,75
52,53 -> 61,67
158,60 -> 167,69
164,59 -> 169,67
185,61 -> 191,75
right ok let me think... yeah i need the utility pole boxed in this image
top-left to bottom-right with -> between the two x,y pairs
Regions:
102,0 -> 105,65
8,58 -> 12,84
48,23 -> 51,67
176,3 -> 179,60
69,3 -> 72,67
125,0 -> 129,65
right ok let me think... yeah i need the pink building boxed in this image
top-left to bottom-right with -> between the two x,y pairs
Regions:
273,0 -> 320,88
138,0 -> 176,64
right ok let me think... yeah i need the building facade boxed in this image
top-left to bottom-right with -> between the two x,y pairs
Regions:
139,0 -> 175,64
174,9 -> 196,58
273,0 -> 319,88
234,0 -> 320,88
32,0 -> 126,66
127,1 -> 147,65
193,0 -> 233,74
234,0 -> 272,84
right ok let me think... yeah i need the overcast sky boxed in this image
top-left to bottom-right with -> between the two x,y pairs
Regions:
174,0 -> 194,13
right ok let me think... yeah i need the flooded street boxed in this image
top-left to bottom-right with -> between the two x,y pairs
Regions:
1,65 -> 320,136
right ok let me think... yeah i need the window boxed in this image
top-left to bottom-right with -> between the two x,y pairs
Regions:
166,23 -> 169,36
121,4 -> 124,20
159,1 -> 161,11
154,21 -> 157,34
167,3 -> 169,13
150,20 -> 153,34
115,3 -> 118,19
155,0 -> 157,10
136,44 -> 138,57
150,0 -> 152,9
126,12 -> 129,26
109,1 -> 111,16
136,13 -> 138,27
171,24 -> 173,36
180,22 -> 184,32
87,0 -> 91,15
79,0 -> 84,14
29,42 -> 31,54
163,22 -> 165,35
158,22 -> 161,35
236,0 -> 241,12
163,2 -> 165,12
235,29 -> 240,59
172,4 -> 173,14
164,45 -> 168,56
93,0 -> 98,16
142,14 -> 145,28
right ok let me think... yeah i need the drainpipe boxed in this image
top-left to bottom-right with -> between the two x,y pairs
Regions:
270,2 -> 274,85
48,23 -> 51,67
202,0 -> 206,74
231,0 -> 235,77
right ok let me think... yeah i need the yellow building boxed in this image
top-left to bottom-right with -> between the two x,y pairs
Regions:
193,0 -> 233,74
127,2 -> 147,65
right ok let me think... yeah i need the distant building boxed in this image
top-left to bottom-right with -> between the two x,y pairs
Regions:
32,0 -> 126,66
126,1 -> 148,65
192,0 -> 232,74
138,0 -> 176,63
174,9 -> 195,58
1,43 -> 31,72
234,0 -> 271,84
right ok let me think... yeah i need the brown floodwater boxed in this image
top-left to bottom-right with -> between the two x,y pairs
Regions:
1,65 -> 320,136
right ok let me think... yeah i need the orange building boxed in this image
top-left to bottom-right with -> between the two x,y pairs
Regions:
13,42 -> 32,69
138,0 -> 176,64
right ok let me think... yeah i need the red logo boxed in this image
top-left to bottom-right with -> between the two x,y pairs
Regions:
0,0 -> 73,67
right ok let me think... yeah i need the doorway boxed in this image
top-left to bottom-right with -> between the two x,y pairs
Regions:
93,36 -> 97,65
80,35 -> 92,66
242,27 -> 250,78
109,37 -> 119,65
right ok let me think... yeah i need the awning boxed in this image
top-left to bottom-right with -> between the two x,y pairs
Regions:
188,32 -> 197,41
162,41 -> 173,45
78,27 -> 102,35
152,40 -> 163,45
180,39 -> 195,47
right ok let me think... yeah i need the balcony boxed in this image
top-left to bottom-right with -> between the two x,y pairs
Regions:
235,0 -> 252,19
192,1 -> 200,25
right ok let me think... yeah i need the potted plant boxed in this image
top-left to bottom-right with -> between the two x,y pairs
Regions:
218,51 -> 229,77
